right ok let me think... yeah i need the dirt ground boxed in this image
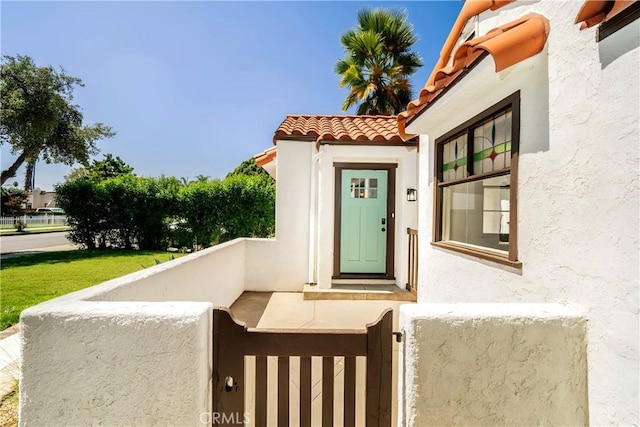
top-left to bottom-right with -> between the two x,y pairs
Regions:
0,386 -> 17,427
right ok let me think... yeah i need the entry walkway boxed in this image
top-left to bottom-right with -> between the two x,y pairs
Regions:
230,292 -> 410,426
0,331 -> 20,397
231,291 -> 407,330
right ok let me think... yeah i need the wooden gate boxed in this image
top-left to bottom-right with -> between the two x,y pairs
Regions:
212,308 -> 393,427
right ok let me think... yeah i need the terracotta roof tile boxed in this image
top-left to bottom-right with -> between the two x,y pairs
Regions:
397,13 -> 550,139
273,115 -> 416,144
254,146 -> 276,167
575,0 -> 637,29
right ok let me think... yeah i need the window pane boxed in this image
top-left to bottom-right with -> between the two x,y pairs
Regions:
472,110 -> 511,175
351,177 -> 378,198
442,135 -> 467,182
442,175 -> 510,251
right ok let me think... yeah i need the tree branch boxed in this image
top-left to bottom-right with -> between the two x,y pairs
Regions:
1,151 -> 27,185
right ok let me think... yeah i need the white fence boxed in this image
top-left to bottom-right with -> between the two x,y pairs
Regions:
0,215 -> 68,229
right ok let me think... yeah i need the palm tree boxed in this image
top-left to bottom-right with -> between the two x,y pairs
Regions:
335,8 -> 422,115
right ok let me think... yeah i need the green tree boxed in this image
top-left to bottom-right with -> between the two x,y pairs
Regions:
0,55 -> 115,185
1,186 -> 27,216
66,154 -> 134,182
335,8 -> 422,115
226,158 -> 271,179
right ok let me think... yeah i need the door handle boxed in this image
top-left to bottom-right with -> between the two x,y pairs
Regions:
381,227 -> 386,232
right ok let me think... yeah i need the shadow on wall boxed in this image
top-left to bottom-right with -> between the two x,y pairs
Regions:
599,21 -> 640,69
519,45 -> 550,156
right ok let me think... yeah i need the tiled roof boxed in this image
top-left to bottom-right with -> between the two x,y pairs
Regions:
274,115 -> 415,144
397,13 -> 550,139
575,0 -> 637,29
254,146 -> 276,167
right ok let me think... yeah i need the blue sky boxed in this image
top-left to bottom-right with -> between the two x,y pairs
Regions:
1,1 -> 462,190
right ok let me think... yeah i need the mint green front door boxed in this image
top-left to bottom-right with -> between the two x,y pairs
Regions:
340,170 -> 388,273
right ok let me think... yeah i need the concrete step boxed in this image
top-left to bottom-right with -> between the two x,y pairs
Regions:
303,284 -> 417,301
331,278 -> 396,285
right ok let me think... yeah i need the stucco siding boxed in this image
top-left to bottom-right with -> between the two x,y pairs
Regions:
88,238 -> 247,307
20,302 -> 211,426
315,144 -> 418,288
407,1 -> 639,424
18,238 -> 270,424
274,140 -> 313,290
273,140 -> 418,290
245,238 -> 277,291
399,304 -> 588,426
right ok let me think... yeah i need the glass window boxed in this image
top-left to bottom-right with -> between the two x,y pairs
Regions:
350,177 -> 378,199
442,175 -> 510,251
434,92 -> 520,265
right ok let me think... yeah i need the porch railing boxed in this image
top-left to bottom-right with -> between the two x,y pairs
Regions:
406,228 -> 418,295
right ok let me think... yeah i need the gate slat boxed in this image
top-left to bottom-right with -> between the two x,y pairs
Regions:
322,356 -> 334,427
212,309 -> 246,425
344,356 -> 356,427
300,356 -> 312,427
366,309 -> 393,427
255,356 -> 267,427
278,357 -> 290,427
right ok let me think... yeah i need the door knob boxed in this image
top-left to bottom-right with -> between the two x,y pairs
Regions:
381,227 -> 386,232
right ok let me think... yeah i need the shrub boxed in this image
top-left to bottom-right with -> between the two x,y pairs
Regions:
55,171 -> 275,251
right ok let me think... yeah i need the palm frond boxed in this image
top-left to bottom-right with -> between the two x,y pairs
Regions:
335,7 -> 422,115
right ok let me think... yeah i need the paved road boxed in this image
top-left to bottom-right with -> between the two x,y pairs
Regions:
0,232 -> 76,254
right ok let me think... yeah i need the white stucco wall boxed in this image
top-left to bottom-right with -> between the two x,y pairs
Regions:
20,302 -> 211,426
407,1 -> 639,424
315,144 -> 419,289
273,139 -> 313,290
273,139 -> 419,290
398,303 -> 588,426
19,237 -> 276,424
89,238 -> 248,306
244,238 -> 277,291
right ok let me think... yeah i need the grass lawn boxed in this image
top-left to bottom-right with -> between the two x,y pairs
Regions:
0,250 -> 183,330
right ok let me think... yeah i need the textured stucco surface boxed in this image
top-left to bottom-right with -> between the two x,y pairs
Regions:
88,238 -> 248,306
407,1 -> 639,424
18,237 -> 277,424
20,302 -> 211,426
273,140 -> 313,290
399,304 -> 588,426
314,144 -> 418,288
273,140 -> 418,290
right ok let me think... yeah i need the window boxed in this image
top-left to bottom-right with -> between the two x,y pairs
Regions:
597,1 -> 640,42
350,177 -> 378,199
433,92 -> 520,267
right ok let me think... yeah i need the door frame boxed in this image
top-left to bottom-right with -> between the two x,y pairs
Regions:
333,162 -> 397,279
